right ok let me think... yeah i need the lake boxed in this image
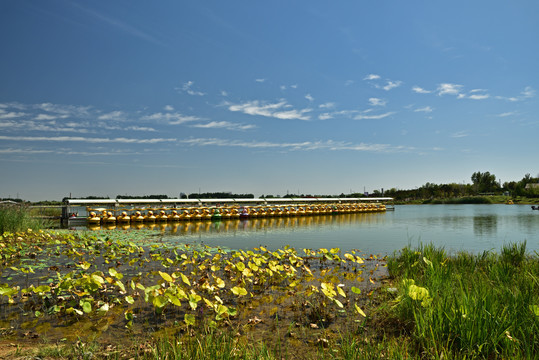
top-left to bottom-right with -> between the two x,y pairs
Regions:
146,204 -> 539,255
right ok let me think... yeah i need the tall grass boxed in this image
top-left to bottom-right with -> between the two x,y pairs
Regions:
0,205 -> 51,233
388,242 -> 539,359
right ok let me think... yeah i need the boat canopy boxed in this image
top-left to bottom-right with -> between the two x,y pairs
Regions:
65,197 -> 393,206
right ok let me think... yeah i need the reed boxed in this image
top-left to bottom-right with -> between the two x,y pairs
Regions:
387,241 -> 539,359
0,205 -> 51,233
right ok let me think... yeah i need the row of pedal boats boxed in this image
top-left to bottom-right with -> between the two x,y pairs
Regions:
87,203 -> 387,224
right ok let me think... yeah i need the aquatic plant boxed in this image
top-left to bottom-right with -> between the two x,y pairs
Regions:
388,242 -> 539,359
0,205 -> 51,233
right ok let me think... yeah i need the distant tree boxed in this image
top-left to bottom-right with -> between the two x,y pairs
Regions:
471,171 -> 499,193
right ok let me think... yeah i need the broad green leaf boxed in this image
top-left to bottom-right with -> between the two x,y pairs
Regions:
152,295 -> 168,308
351,286 -> 361,295
125,296 -> 134,304
80,300 -> 92,314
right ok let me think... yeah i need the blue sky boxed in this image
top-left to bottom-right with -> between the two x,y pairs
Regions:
1,1 -> 538,201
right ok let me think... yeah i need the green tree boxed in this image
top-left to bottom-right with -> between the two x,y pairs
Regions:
471,171 -> 499,193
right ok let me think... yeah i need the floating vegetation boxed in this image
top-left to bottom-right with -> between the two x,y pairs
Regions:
0,229 -> 385,354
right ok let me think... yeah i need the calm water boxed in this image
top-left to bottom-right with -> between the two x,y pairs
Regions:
152,204 -> 539,255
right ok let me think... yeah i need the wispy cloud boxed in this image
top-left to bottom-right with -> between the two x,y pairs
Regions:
354,112 -> 395,120
369,98 -> 386,106
0,135 -> 176,144
497,111 -> 516,117
305,94 -> 314,102
467,93 -> 490,100
98,111 -> 127,121
0,110 -> 26,119
227,100 -> 311,120
319,102 -> 335,109
319,113 -> 333,120
382,80 -> 402,91
412,86 -> 431,94
437,83 -> 463,96
191,121 -> 256,131
414,106 -> 433,113
180,138 -> 408,153
521,86 -> 536,99
142,112 -> 202,124
71,2 -> 166,47
363,74 -> 380,81
255,78 -> 266,83
451,131 -> 469,138
179,81 -> 205,96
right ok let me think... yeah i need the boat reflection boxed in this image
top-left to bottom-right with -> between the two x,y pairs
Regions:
87,212 -> 387,235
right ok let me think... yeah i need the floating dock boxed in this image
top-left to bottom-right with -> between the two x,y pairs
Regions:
63,197 -> 394,225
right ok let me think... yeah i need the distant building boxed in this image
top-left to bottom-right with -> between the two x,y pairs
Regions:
525,183 -> 539,190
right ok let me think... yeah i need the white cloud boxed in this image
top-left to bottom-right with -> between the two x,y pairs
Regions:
0,148 -> 55,154
451,131 -> 469,138
98,111 -> 126,121
369,98 -> 386,106
36,103 -> 92,117
468,94 -> 489,100
319,102 -> 335,109
437,83 -> 463,96
0,135 -> 176,144
363,74 -> 380,81
164,105 -> 174,111
354,112 -> 395,120
255,78 -> 266,83
521,86 -> 536,98
228,100 -> 311,120
318,113 -> 333,120
180,138 -> 406,153
34,114 -> 58,121
412,86 -> 431,94
382,81 -> 402,91
142,112 -> 201,124
0,111 -> 26,120
497,112 -> 516,117
126,126 -> 157,132
414,106 -> 433,113
495,96 -> 519,102
305,94 -> 314,102
180,81 -> 205,96
191,121 -> 256,131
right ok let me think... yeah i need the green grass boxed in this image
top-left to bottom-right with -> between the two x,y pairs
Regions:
387,242 -> 539,359
0,205 -> 52,233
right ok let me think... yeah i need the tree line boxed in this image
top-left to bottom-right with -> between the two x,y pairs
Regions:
384,172 -> 539,201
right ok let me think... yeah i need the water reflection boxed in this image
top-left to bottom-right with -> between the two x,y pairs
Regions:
83,205 -> 539,255
473,215 -> 497,236
87,213 -> 388,236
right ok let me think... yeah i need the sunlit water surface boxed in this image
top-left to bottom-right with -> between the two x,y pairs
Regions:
95,205 -> 539,255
